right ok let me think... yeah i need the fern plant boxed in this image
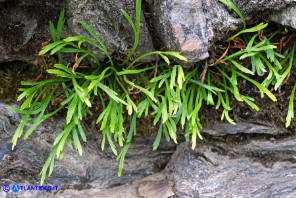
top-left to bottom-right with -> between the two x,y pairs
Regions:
9,0 -> 295,185
8,0 -> 191,184
218,0 -> 296,127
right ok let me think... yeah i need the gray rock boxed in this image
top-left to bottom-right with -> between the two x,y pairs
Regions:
0,0 -> 154,63
207,0 -> 241,41
165,136 -> 296,198
0,102 -> 176,195
270,5 -> 296,29
0,173 -> 174,198
0,1 -> 64,62
146,0 -> 212,64
0,103 -> 20,136
232,0 -> 295,14
202,122 -> 287,136
1,0 -> 296,64
66,0 -> 155,60
2,100 -> 296,198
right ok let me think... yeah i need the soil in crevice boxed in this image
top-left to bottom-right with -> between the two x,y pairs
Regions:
0,62 -> 40,103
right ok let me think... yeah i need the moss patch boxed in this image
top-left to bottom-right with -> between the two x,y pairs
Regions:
0,62 -> 39,103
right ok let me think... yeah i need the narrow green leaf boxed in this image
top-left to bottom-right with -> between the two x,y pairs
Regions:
49,21 -> 57,42
64,36 -> 94,44
242,96 -> 260,111
191,126 -> 197,149
72,79 -> 92,107
150,73 -> 170,83
126,95 -> 137,115
40,146 -> 58,185
127,113 -> 137,143
177,65 -> 185,89
228,23 -> 268,41
161,96 -> 168,123
125,77 -> 157,103
286,83 -> 296,127
237,72 -> 277,102
11,114 -> 30,149
153,124 -> 163,151
56,124 -> 75,158
50,43 -> 69,55
159,54 -> 170,65
190,79 -> 224,93
66,94 -> 79,124
117,143 -> 130,176
106,132 -> 118,156
231,59 -> 254,75
121,9 -> 136,32
97,83 -> 127,105
39,41 -> 64,55
116,67 -> 154,75
165,119 -> 177,143
153,104 -> 162,125
137,98 -> 150,118
24,106 -> 63,140
47,69 -> 73,78
170,66 -> 177,89
77,122 -> 87,142
20,90 -> 37,110
163,123 -> 170,142
73,128 -> 83,155
163,52 -> 188,61
53,121 -> 75,146
56,9 -> 65,41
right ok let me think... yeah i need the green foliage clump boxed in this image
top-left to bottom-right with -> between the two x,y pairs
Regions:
8,0 -> 295,184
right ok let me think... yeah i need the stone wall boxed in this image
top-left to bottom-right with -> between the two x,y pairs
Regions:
1,102 -> 296,197
0,0 -> 295,63
1,1 -> 296,197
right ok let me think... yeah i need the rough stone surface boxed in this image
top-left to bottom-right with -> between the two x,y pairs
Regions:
207,0 -> 241,40
201,122 -> 287,136
66,0 -> 155,59
165,138 -> 296,198
146,0 -> 213,64
1,101 -> 296,197
1,1 -> 296,196
1,0 -> 296,63
270,5 -> 296,29
0,0 -> 154,63
0,1 -> 63,62
233,0 -> 296,15
0,102 -> 176,197
0,173 -> 174,198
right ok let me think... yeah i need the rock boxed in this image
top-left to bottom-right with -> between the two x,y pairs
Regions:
165,134 -> 296,198
0,173 -> 173,198
201,122 -> 287,136
66,0 -> 155,60
137,174 -> 174,198
0,102 -> 176,196
2,100 -> 296,197
0,1 -> 63,62
145,0 -> 213,64
0,103 -> 20,134
0,0 -> 154,63
270,5 -> 296,29
206,0 -> 241,41
1,0 -> 296,64
232,0 -> 295,14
